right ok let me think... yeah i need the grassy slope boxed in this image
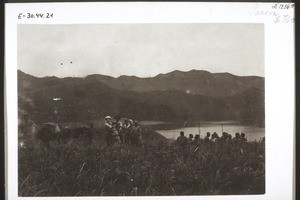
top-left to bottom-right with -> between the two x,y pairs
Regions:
18,127 -> 265,196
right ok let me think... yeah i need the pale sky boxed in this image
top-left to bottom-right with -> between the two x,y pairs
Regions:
18,24 -> 264,78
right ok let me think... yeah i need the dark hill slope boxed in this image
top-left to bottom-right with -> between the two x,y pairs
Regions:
18,71 -> 264,125
85,69 -> 264,97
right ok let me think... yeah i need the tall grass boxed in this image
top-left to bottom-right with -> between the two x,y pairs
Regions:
18,131 -> 265,196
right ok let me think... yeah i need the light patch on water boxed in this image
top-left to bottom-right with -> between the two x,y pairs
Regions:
139,121 -> 172,126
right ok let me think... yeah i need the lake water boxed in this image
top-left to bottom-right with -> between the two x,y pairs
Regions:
140,121 -> 265,142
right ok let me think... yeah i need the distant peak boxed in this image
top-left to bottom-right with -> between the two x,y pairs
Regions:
186,69 -> 211,74
172,70 -> 181,73
85,74 -> 114,79
117,75 -> 139,79
155,69 -> 213,78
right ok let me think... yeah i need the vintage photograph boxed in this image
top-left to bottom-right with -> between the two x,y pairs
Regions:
17,23 -> 265,196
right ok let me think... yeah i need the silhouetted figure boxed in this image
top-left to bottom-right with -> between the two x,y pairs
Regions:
233,132 -> 241,143
220,132 -> 228,142
131,120 -> 142,146
122,119 -> 132,144
177,131 -> 188,147
194,134 -> 201,146
111,122 -> 121,146
226,134 -> 232,143
241,132 -> 247,143
188,134 -> 194,144
211,132 -> 219,142
114,115 -> 123,143
204,132 -> 211,142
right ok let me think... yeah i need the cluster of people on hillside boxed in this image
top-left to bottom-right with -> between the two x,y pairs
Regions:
104,115 -> 143,147
177,131 -> 250,147
19,112 -> 264,151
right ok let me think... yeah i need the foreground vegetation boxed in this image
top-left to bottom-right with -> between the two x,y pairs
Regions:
19,129 -> 265,196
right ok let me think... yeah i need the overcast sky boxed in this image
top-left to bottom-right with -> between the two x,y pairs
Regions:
18,24 -> 264,78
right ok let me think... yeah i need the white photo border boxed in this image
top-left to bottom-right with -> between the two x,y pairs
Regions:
5,2 -> 295,200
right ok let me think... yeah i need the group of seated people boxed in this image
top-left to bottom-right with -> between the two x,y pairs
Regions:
104,115 -> 143,146
177,131 -> 249,146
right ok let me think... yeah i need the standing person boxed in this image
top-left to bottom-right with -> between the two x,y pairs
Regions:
131,120 -> 142,146
114,116 -> 123,143
226,134 -> 232,143
188,134 -> 194,144
111,122 -> 121,146
128,119 -> 134,144
105,116 -> 113,146
177,131 -> 189,162
204,132 -> 211,142
240,133 -> 248,143
19,114 -> 38,148
122,119 -> 132,144
176,131 -> 188,147
194,134 -> 201,146
211,132 -> 219,142
220,132 -> 228,142
233,132 -> 241,143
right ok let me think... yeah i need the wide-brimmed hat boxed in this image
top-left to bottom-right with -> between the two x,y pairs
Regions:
105,116 -> 112,119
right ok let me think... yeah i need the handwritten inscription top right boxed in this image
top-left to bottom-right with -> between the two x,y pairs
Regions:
251,3 -> 294,24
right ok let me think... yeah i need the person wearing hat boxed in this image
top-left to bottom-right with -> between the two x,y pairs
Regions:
105,116 -> 113,146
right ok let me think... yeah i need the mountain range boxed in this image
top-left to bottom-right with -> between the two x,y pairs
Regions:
85,70 -> 264,97
18,69 -> 264,126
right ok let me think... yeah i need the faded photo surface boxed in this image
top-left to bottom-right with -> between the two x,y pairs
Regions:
18,24 -> 265,196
